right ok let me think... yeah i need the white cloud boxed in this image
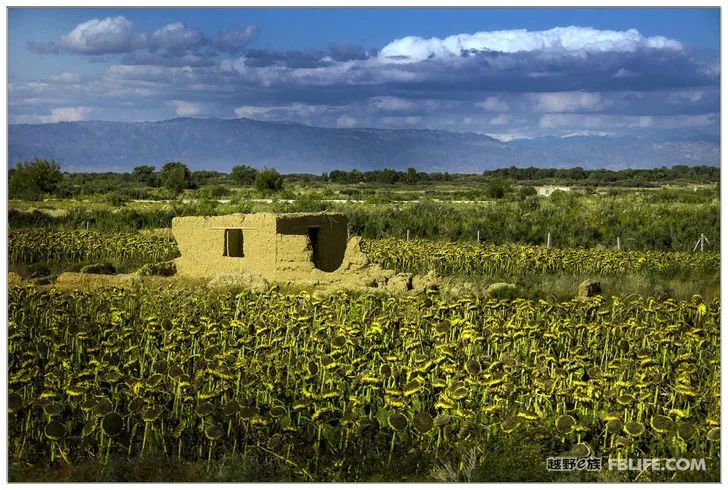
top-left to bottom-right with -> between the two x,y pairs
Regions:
539,113 -> 607,129
533,91 -> 606,113
148,22 -> 205,52
380,115 -> 422,126
106,64 -> 193,81
560,130 -> 613,138
214,25 -> 258,53
613,67 -> 636,79
49,72 -> 80,83
15,106 -> 90,124
486,133 -> 532,142
654,113 -> 716,128
368,96 -> 416,111
537,113 -> 708,130
489,114 -> 510,125
667,90 -> 703,104
378,26 -> 683,62
57,16 -> 258,58
336,115 -> 357,128
234,103 -> 331,119
60,16 -> 137,54
234,105 -> 270,118
477,96 -> 509,112
171,100 -> 201,116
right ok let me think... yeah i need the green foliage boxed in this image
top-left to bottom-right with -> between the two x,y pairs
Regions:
230,165 -> 259,186
328,168 -> 451,184
343,196 -> 719,252
191,170 -> 226,187
159,162 -> 194,195
518,186 -> 537,199
196,185 -> 230,200
131,165 -> 158,187
9,159 -> 63,200
192,199 -> 219,216
485,177 -> 512,199
484,165 -> 720,185
272,193 -> 329,213
104,190 -> 131,207
254,168 -> 284,194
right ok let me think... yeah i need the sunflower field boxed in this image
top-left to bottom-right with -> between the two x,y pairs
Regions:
8,229 -> 718,279
7,285 -> 720,481
8,230 -> 179,266
362,238 -> 719,277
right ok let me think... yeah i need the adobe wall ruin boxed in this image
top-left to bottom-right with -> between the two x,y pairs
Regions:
276,214 -> 347,272
172,212 -> 350,280
34,211 -> 440,295
172,213 -> 277,278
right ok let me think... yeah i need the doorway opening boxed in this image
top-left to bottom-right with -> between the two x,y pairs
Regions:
308,226 -> 322,269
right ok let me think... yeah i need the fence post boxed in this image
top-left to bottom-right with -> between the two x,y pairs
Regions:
406,229 -> 410,242
693,233 -> 709,253
617,236 -> 621,251
477,230 -> 480,243
547,232 -> 551,248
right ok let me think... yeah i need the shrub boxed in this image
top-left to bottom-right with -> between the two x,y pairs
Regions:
159,162 -> 194,195
254,168 -> 284,194
104,190 -> 130,207
231,165 -> 258,186
9,159 -> 63,200
131,165 -> 158,186
485,177 -> 511,199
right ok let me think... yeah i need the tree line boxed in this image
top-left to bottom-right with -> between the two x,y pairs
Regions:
8,158 -> 719,202
8,160 -> 284,200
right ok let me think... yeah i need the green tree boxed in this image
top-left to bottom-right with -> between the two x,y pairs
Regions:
192,170 -> 224,187
253,168 -> 284,194
404,167 -> 418,185
231,164 -> 259,186
131,165 -> 158,186
9,159 -> 63,200
159,162 -> 194,196
485,177 -> 512,199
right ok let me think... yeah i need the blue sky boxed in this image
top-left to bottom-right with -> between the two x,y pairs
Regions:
8,7 -> 720,140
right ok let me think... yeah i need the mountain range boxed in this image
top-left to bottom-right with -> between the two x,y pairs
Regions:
8,117 -> 720,173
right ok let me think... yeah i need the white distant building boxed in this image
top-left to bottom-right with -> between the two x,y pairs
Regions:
535,185 -> 572,197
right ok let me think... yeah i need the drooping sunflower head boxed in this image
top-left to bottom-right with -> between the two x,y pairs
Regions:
413,412 -> 434,434
651,415 -> 674,434
44,420 -> 66,441
556,414 -> 576,434
388,412 -> 409,432
101,412 -> 124,437
623,421 -> 646,438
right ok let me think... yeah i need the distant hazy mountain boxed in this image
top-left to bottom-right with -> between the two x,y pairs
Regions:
8,117 -> 719,173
